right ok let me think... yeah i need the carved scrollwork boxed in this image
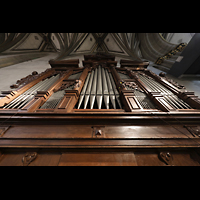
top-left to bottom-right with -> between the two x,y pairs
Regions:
10,69 -> 53,89
54,80 -> 81,93
120,80 -> 144,93
155,43 -> 187,65
22,152 -> 37,166
159,151 -> 173,165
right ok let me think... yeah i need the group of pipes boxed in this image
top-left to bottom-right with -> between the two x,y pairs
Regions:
77,65 -> 122,109
3,74 -> 60,109
138,73 -> 191,109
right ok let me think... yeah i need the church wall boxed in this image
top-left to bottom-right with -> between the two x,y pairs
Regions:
0,53 -> 58,92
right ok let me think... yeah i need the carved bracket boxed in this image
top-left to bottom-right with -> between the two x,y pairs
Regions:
22,152 -> 37,166
159,151 -> 173,165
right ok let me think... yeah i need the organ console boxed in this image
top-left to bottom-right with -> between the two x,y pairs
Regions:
0,53 -> 200,166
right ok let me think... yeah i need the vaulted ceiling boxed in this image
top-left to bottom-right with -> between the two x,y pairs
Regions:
0,33 -> 184,62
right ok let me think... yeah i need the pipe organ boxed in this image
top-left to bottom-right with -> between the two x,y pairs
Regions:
1,53 -> 200,166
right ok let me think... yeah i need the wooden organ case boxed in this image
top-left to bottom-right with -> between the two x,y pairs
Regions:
0,53 -> 200,166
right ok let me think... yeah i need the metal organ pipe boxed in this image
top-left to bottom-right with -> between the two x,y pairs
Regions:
3,74 -> 60,109
84,70 -> 94,109
90,67 -> 98,109
40,90 -> 65,109
77,65 -> 121,109
96,65 -> 103,109
101,67 -> 109,109
109,73 -> 122,109
105,69 -> 116,109
77,73 -> 91,109
138,73 -> 191,109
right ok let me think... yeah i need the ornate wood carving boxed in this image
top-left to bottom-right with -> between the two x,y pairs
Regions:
121,80 -> 144,93
53,80 -> 77,93
155,43 -> 187,65
10,69 -> 53,89
159,72 -> 185,89
159,152 -> 173,165
22,152 -> 37,166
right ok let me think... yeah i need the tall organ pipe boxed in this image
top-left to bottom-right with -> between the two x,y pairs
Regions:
77,73 -> 91,109
101,67 -> 109,109
77,66 -> 122,109
96,65 -> 103,109
84,70 -> 94,109
105,69 -> 116,109
109,73 -> 122,109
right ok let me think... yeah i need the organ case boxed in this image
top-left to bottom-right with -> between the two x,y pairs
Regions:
0,54 -> 200,166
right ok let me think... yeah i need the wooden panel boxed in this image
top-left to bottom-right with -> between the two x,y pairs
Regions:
134,152 -> 166,166
57,97 -> 71,109
0,152 -> 25,166
3,125 -> 92,138
0,151 -> 61,166
168,151 -> 200,166
29,152 -> 61,166
58,152 -> 137,166
0,149 -> 199,166
135,150 -> 200,166
127,97 -> 140,109
104,125 -> 190,139
2,125 -> 191,139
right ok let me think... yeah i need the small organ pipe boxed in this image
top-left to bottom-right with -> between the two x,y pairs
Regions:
4,75 -> 59,109
4,79 -> 48,108
138,73 -> 191,109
